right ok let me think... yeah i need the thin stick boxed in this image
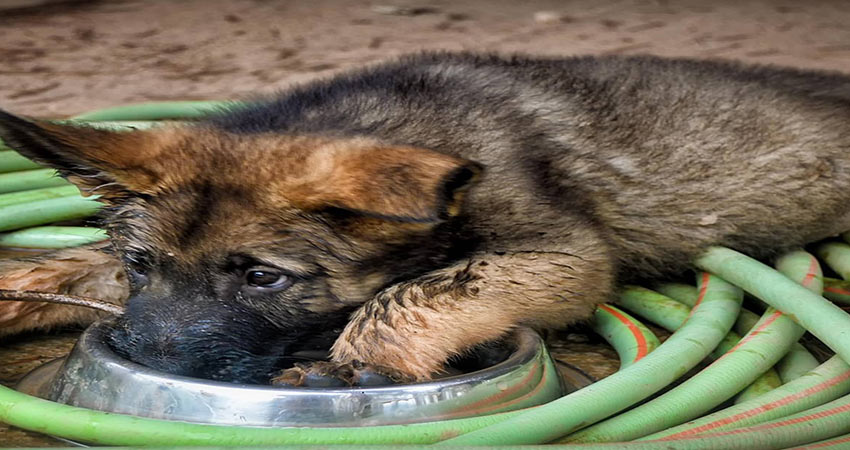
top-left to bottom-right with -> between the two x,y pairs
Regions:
0,289 -> 124,315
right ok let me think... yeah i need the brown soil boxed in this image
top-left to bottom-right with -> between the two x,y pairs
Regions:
4,0 -> 850,118
1,0 -> 849,446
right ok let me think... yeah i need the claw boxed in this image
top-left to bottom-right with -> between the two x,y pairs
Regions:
301,372 -> 349,388
271,361 -> 412,387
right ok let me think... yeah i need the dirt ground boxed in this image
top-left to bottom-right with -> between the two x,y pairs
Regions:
5,0 -> 850,117
1,0 -> 850,446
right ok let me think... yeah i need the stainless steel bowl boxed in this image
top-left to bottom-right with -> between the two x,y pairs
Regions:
17,319 -> 566,427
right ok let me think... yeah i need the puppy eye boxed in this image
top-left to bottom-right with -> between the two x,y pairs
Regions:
245,268 -> 290,290
122,251 -> 151,287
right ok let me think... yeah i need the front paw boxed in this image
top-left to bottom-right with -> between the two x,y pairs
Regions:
271,361 -> 414,387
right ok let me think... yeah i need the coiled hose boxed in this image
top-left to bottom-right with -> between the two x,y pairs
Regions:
2,102 -> 850,448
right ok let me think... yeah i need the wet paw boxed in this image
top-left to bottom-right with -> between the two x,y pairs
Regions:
271,361 -> 414,387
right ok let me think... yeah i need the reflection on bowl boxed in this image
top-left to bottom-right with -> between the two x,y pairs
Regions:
17,319 -> 567,427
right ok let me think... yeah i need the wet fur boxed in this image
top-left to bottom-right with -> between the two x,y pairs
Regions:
1,52 -> 850,383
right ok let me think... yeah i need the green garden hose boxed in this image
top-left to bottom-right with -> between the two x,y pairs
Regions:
0,386 -> 525,447
2,101 -> 850,448
70,101 -> 231,121
736,250 -> 821,400
0,302 -> 655,447
0,185 -> 80,208
0,226 -> 107,248
0,151 -> 41,173
612,286 -> 781,402
641,355 -> 850,440
592,303 -> 660,369
0,195 -> 101,233
732,371 -> 782,405
791,431 -> 850,449
561,303 -> 803,442
634,392 -> 850,450
776,250 -> 825,295
816,242 -> 850,281
0,250 -> 661,446
768,252 -> 822,384
824,277 -> 850,306
775,344 -> 822,384
654,282 -> 698,305
0,169 -> 69,194
0,272 -> 740,446
440,273 -> 742,446
24,376 -> 845,449
659,268 -> 820,386
639,252 -> 847,440
697,247 -> 850,367
617,286 -> 692,332
182,393 -> 849,449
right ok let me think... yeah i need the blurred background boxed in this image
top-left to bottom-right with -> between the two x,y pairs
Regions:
3,0 -> 850,117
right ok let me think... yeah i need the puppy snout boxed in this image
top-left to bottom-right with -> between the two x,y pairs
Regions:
108,315 -> 196,374
107,299 -> 292,384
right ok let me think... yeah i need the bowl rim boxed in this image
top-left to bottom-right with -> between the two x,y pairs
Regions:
66,318 -> 547,394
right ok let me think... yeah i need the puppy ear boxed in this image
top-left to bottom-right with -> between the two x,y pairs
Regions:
294,144 -> 482,222
0,109 -> 160,198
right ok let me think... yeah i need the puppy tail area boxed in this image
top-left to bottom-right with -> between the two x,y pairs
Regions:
0,243 -> 127,338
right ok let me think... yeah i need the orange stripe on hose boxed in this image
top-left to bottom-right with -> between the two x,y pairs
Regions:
793,434 -> 850,449
683,272 -> 710,325
661,369 -> 850,439
801,256 -> 820,288
825,286 -> 850,296
703,401 -> 850,437
710,310 -> 784,364
696,272 -> 709,306
598,304 -> 649,363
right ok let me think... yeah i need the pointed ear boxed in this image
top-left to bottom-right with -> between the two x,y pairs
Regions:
294,144 -> 483,222
0,109 -> 161,198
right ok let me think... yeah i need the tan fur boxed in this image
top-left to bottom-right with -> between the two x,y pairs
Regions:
283,140 -> 479,220
329,249 -> 612,379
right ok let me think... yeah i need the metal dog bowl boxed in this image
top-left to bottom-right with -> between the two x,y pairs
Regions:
16,319 -> 566,427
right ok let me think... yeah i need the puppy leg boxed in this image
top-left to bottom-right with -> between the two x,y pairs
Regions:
278,250 -> 613,384
0,243 -> 127,337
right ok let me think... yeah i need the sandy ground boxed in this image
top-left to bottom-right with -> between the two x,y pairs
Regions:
1,0 -> 850,446
4,0 -> 850,117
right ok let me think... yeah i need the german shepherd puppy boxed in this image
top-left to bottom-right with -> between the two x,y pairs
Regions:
1,52 -> 849,385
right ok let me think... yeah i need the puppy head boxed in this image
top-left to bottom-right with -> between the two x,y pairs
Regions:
0,111 -> 481,383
